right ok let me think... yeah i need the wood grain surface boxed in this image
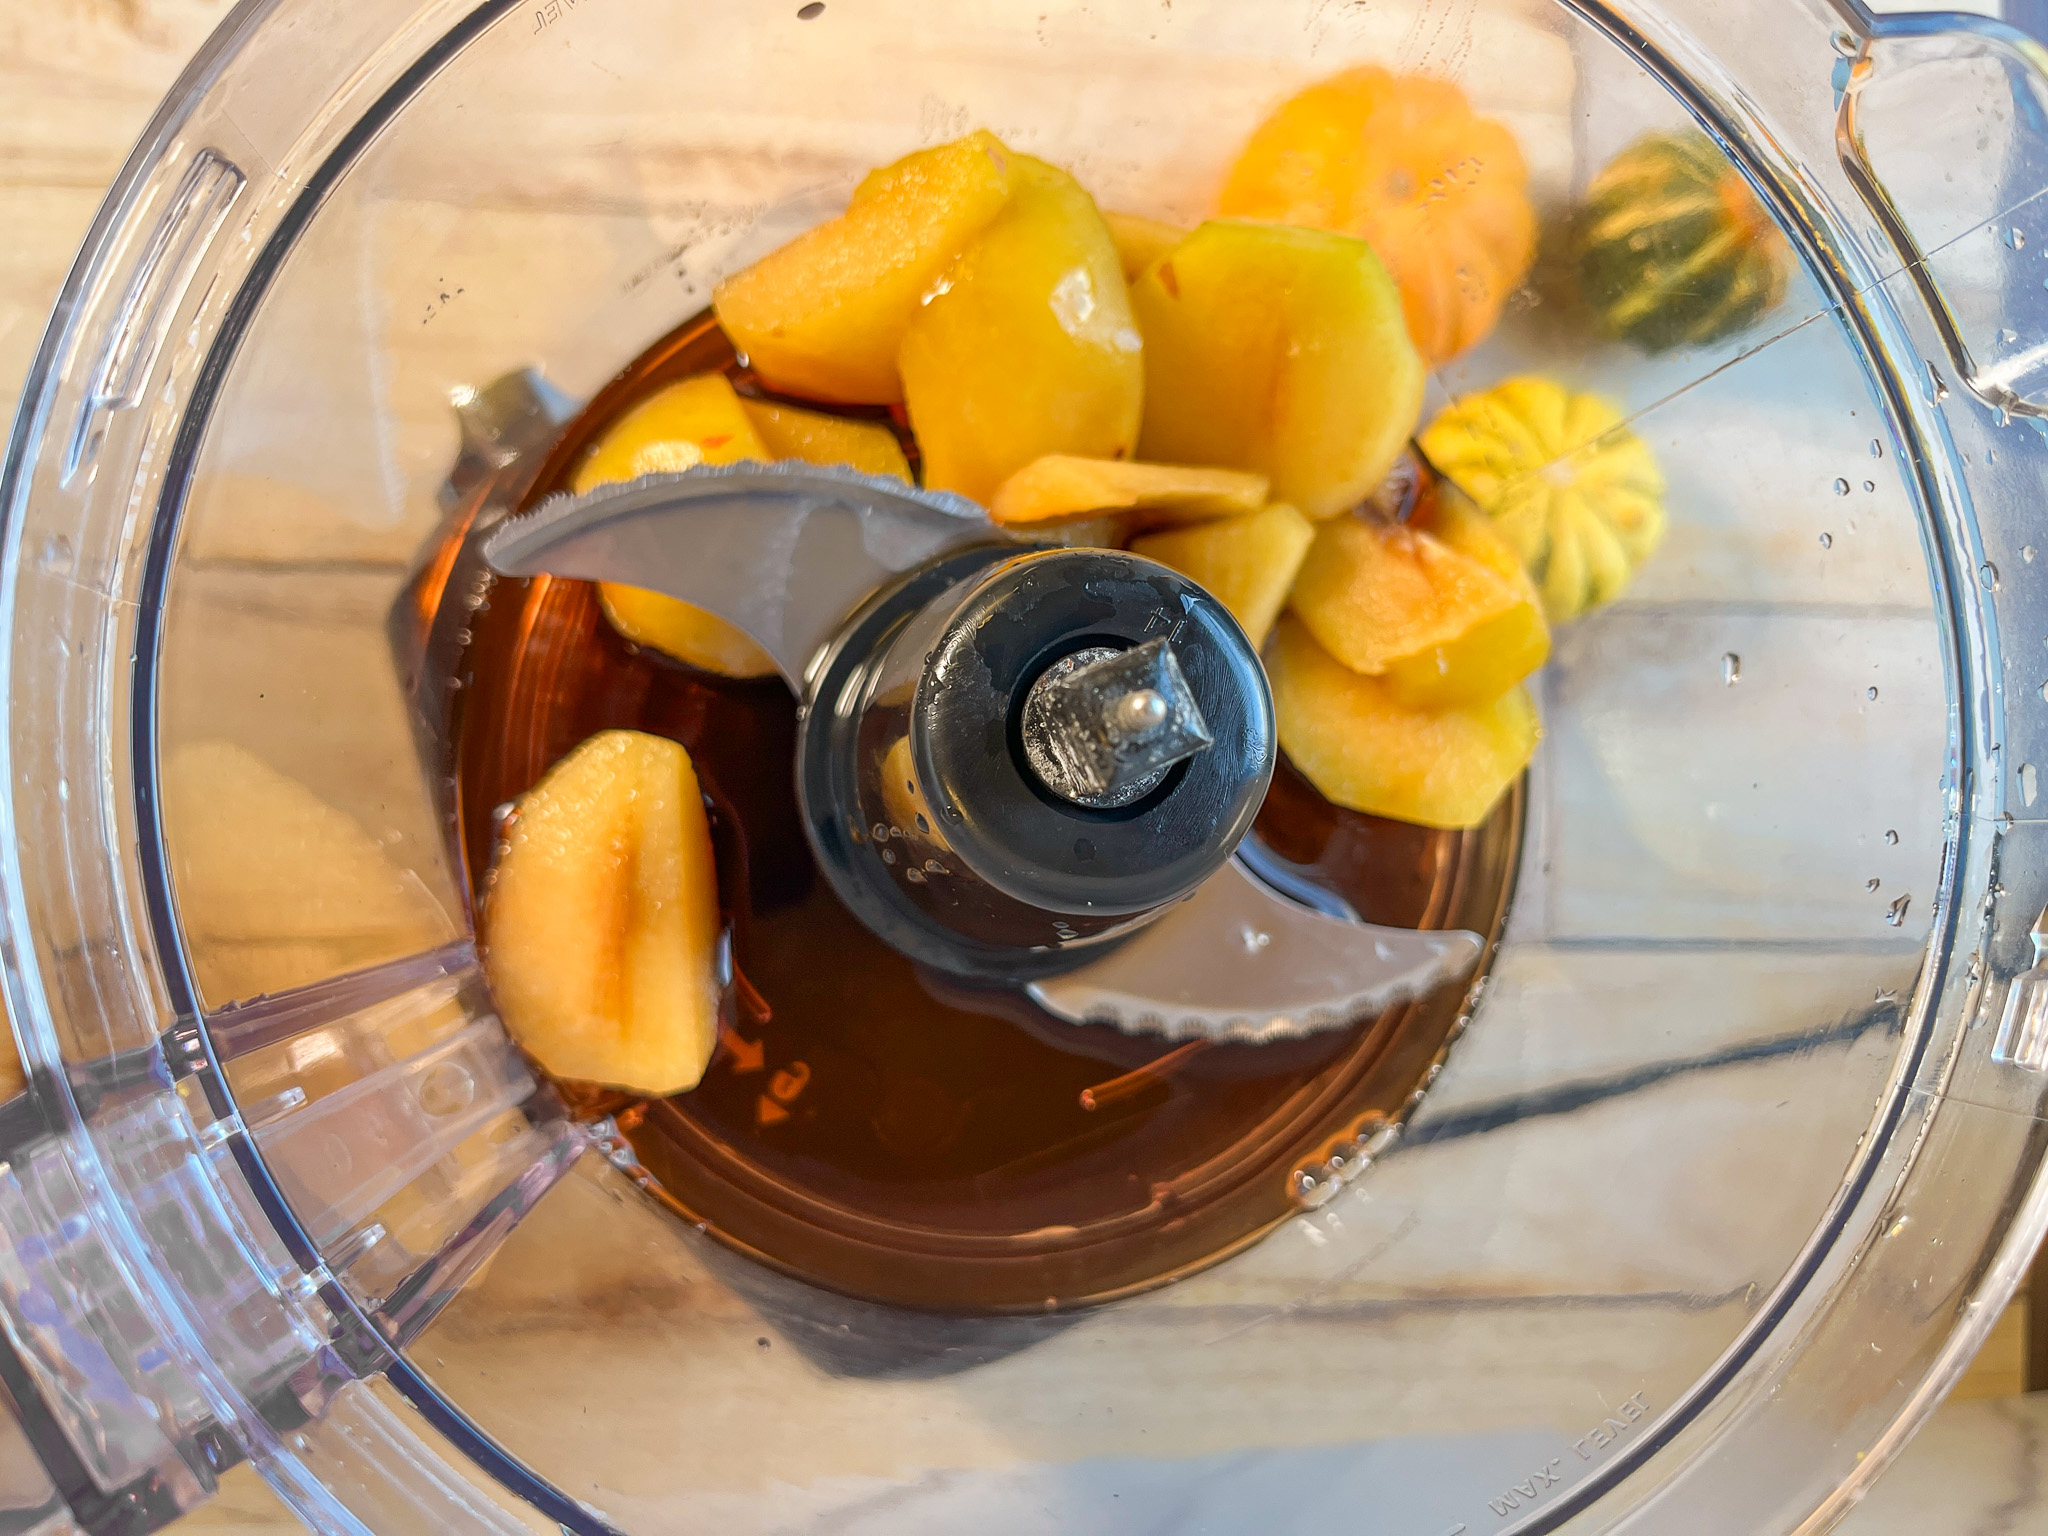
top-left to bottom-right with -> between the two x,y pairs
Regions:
0,2 -> 2036,1533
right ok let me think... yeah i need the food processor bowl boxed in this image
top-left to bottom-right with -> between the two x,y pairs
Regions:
3,0 -> 2047,1531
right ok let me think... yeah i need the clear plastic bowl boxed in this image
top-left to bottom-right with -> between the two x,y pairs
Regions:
3,0 -> 2048,1531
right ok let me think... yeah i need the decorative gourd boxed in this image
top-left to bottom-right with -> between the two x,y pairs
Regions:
1217,66 -> 1536,365
1417,376 -> 1665,623
1574,129 -> 1789,352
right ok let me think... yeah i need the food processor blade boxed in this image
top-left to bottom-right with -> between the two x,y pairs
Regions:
477,450 -> 1473,1032
1028,857 -> 1481,1041
478,461 -> 994,687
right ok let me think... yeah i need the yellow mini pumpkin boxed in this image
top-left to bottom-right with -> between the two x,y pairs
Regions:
1218,66 -> 1536,365
1417,376 -> 1665,623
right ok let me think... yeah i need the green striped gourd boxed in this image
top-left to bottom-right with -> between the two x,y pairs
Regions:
1575,129 -> 1788,353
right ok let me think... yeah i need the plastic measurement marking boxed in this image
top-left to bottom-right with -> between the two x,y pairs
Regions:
1485,1458 -> 1565,1520
1569,1390 -> 1653,1467
1473,1392 -> 1651,1522
529,0 -> 590,30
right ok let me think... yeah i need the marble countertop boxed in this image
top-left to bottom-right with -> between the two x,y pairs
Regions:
162,1386 -> 2048,1533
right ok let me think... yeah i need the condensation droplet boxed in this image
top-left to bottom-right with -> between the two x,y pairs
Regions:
2041,680 -> 2048,704
1833,477 -> 1851,496
1927,361 -> 1950,402
2010,227 -> 2029,251
2024,763 -> 2040,807
38,536 -> 73,574
1819,531 -> 1833,548
1863,480 -> 1876,492
1866,877 -> 1880,892
2027,546 -> 2039,563
1869,438 -> 1883,458
1885,894 -> 1911,927
1885,828 -> 1900,845
1982,562 -> 2002,591
1721,652 -> 1741,686
1867,686 -> 1879,701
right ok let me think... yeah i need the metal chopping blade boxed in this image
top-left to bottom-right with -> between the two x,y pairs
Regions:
480,460 -> 998,688
479,453 -> 1483,1043
1028,860 -> 1484,1044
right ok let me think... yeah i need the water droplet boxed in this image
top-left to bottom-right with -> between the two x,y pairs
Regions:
1831,27 -> 1858,55
1867,877 -> 1880,892
2039,680 -> 2048,704
1982,562 -> 2002,591
2025,763 -> 2040,807
2010,227 -> 2029,250
1834,477 -> 1851,496
880,846 -> 897,865
1870,438 -> 1884,458
1928,361 -> 1950,402
1885,829 -> 1900,845
1885,894 -> 1911,926
1819,531 -> 1833,548
37,535 -> 72,574
1867,686 -> 1879,701
2027,546 -> 2039,563
2005,328 -> 2021,344
1875,987 -> 1899,1005
1863,480 -> 1877,492
1721,652 -> 1741,685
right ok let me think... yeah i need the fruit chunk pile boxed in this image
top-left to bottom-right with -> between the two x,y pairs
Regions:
488,74 -> 1673,1093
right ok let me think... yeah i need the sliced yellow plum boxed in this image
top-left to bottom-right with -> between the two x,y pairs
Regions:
577,374 -> 778,678
1413,478 -> 1538,592
738,399 -> 910,480
485,730 -> 721,1096
1129,220 -> 1423,519
988,454 -> 1267,529
1289,515 -> 1548,708
1130,502 -> 1314,649
1268,618 -> 1538,830
574,373 -> 768,492
598,585 -> 779,679
1104,211 -> 1188,281
899,156 -> 1144,506
715,130 -> 1017,403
